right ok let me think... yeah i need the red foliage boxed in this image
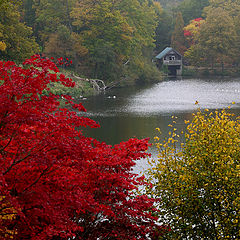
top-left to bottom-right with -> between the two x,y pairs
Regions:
0,55 -> 166,239
194,17 -> 203,22
56,57 -> 73,67
184,17 -> 204,37
183,30 -> 191,37
183,18 -> 205,47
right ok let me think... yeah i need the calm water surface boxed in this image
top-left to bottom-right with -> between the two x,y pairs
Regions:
79,77 -> 240,173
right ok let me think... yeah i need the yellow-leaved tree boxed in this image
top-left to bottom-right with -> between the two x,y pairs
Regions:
0,41 -> 6,51
147,108 -> 240,239
0,196 -> 18,239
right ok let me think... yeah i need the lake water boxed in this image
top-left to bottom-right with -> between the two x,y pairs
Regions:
79,77 -> 240,173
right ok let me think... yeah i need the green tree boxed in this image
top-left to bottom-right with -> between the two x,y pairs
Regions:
157,0 -> 183,9
21,0 -> 38,37
207,0 -> 240,12
147,108 -> 240,239
21,0 -> 35,25
197,8 -> 237,69
184,6 -> 238,69
0,2 -> 39,61
204,0 -> 240,66
71,0 -> 158,82
184,44 -> 203,67
171,12 -> 186,55
178,0 -> 209,23
71,0 -> 134,80
155,10 -> 172,52
30,0 -> 160,83
33,0 -> 76,46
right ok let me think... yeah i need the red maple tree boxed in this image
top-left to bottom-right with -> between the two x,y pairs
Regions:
0,55 -> 167,239
184,18 -> 205,44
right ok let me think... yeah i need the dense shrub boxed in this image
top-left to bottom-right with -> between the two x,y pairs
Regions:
148,108 -> 240,239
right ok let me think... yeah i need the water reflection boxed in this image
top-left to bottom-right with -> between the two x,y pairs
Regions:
80,77 -> 240,172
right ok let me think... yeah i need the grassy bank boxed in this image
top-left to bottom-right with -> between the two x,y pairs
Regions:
47,69 -> 95,98
49,77 -> 95,98
49,64 -> 164,98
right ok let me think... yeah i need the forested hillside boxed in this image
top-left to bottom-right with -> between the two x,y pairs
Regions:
1,0 -> 240,83
1,0 -> 164,84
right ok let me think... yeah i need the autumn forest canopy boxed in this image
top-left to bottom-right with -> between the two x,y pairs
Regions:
1,0 -> 240,84
0,0 -> 163,84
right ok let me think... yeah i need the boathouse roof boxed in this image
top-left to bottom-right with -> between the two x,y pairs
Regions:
155,47 -> 182,59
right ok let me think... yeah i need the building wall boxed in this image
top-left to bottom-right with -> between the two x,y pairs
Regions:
164,53 -> 182,61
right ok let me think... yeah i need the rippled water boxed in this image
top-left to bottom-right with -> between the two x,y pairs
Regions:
126,78 -> 240,114
80,77 -> 240,173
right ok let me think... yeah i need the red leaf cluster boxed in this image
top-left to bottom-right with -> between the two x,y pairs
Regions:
194,17 -> 203,22
0,56 -> 166,239
184,30 -> 191,37
55,57 -> 73,67
184,18 -> 204,37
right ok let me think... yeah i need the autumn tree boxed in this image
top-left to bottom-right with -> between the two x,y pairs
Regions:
171,12 -> 186,55
71,0 -> 158,82
32,0 -> 91,71
30,0 -> 160,83
0,42 -> 6,52
0,55 -> 167,239
200,8 -> 237,69
183,18 -> 205,44
0,2 -> 39,61
204,0 -> 240,66
71,0 -> 134,80
147,108 -> 240,239
183,0 -> 240,69
183,18 -> 205,66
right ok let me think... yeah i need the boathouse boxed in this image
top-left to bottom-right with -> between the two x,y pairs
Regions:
155,47 -> 183,76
